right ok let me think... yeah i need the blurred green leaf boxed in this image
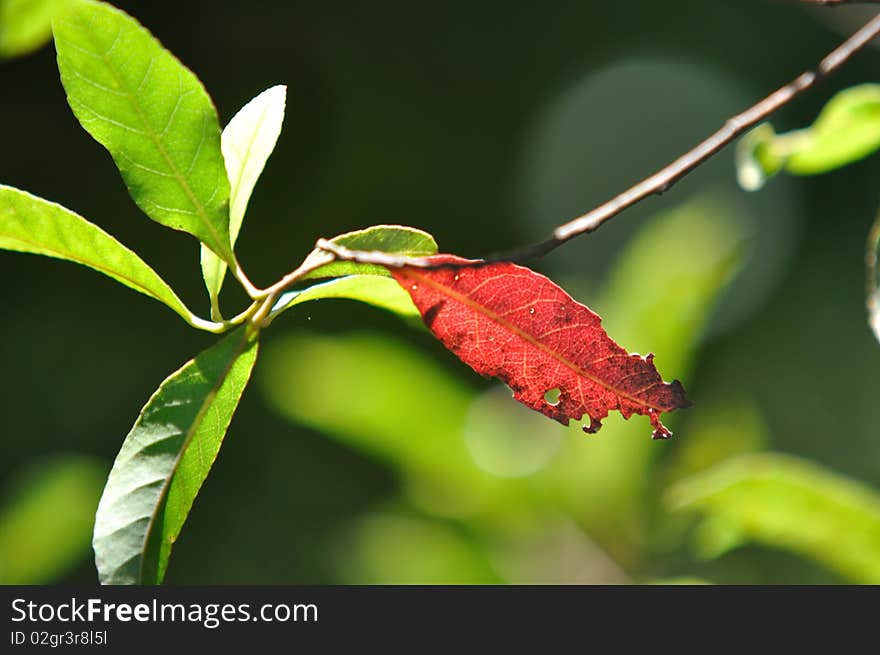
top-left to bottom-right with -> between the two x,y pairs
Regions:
53,0 -> 233,262
300,225 -> 438,281
337,510 -> 500,584
261,332 -> 504,516
667,453 -> 880,584
0,0 -> 65,58
0,455 -> 105,584
93,327 -> 258,584
663,396 -> 768,483
735,124 -> 786,192
0,185 -> 201,326
271,275 -> 420,320
787,85 -> 880,175
645,577 -> 711,585
463,386 -> 567,480
737,85 -> 880,190
202,85 -> 286,315
595,194 -> 746,362
541,195 -> 747,558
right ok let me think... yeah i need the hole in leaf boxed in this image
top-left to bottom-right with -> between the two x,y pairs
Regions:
544,387 -> 561,406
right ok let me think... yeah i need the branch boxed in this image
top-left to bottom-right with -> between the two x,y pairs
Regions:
310,10 -> 880,271
531,10 -> 880,260
799,1 -> 880,5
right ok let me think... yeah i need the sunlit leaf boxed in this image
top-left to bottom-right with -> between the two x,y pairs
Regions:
737,85 -> 880,190
0,455 -> 105,584
392,255 -> 691,440
667,453 -> 880,584
0,185 -> 201,326
786,84 -> 880,175
271,275 -> 419,320
53,0 -> 233,261
735,124 -> 785,192
202,85 -> 286,314
301,225 -> 438,281
93,327 -> 259,584
0,0 -> 65,58
541,196 -> 748,551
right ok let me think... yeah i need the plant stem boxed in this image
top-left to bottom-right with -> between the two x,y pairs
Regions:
514,10 -> 880,262
230,256 -> 263,299
222,0 -> 880,327
249,249 -> 337,326
188,300 -> 261,334
307,10 -> 880,269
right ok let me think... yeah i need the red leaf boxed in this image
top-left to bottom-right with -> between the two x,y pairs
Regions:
391,255 -> 691,439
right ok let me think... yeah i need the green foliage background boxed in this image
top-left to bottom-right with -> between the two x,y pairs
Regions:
2,0 -> 880,584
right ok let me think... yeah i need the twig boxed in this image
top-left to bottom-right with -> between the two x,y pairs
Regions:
310,10 -> 880,270
250,2 -> 880,322
316,10 -> 880,268
540,10 -> 880,255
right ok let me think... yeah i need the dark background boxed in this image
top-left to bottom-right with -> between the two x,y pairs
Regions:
2,0 -> 879,584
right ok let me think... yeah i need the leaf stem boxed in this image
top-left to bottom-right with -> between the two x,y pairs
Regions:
187,299 -> 261,334
229,257 -> 263,299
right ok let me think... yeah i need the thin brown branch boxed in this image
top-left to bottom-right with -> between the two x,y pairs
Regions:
543,11 -> 880,254
799,1 -> 880,6
313,10 -> 880,271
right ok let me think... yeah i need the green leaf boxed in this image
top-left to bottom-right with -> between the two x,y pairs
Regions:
667,453 -> 880,584
52,0 -> 233,262
300,225 -> 438,281
0,185 -> 203,326
542,195 -> 748,543
93,327 -> 259,585
340,510 -> 501,584
735,124 -> 786,192
0,0 -> 65,58
0,455 -> 105,584
271,275 -> 420,320
737,85 -> 880,190
260,332 -> 496,515
786,84 -> 880,175
201,85 -> 286,315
